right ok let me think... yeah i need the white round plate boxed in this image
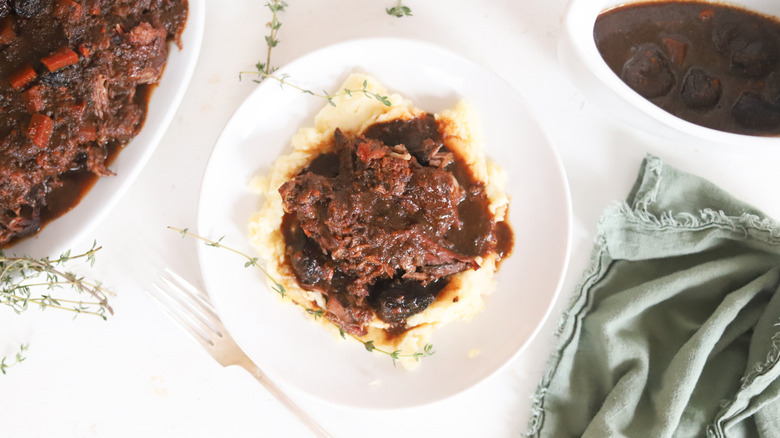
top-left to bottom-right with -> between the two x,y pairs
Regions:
197,37 -> 572,409
7,0 -> 205,258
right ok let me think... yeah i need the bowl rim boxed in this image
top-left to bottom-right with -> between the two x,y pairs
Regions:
562,0 -> 780,148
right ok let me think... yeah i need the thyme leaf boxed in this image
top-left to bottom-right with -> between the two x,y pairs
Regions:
0,344 -> 28,375
386,1 -> 413,18
305,308 -> 324,319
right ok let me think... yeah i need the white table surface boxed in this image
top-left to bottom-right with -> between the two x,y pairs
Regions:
4,1 -> 780,437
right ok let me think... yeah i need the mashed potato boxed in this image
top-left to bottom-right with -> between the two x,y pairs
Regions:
248,73 -> 509,369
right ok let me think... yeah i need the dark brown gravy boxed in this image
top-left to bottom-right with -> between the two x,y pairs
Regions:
594,1 -> 780,136
40,84 -> 151,227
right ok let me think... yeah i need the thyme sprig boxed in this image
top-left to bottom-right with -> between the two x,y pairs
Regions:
170,226 -> 286,297
256,0 -> 287,79
1,242 -> 113,319
239,1 -> 393,108
239,71 -> 392,107
386,1 -> 413,17
0,344 -> 28,375
359,337 -> 434,366
170,226 -> 434,366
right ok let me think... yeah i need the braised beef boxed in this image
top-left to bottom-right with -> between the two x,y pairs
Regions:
280,115 -> 513,336
0,0 -> 187,247
680,67 -> 722,109
732,91 -> 780,129
621,43 -> 676,98
362,113 -> 447,165
713,19 -> 778,78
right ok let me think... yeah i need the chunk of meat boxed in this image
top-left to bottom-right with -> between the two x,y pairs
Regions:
362,114 -> 446,164
731,91 -> 780,130
680,67 -> 721,109
114,22 -> 169,84
368,278 -> 444,324
713,20 -> 778,78
621,43 -> 676,98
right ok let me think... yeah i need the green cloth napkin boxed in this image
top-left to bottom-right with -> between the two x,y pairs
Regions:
526,155 -> 780,438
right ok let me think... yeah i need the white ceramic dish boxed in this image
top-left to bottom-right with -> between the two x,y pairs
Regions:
559,0 -> 780,149
197,37 -> 572,409
6,0 -> 205,258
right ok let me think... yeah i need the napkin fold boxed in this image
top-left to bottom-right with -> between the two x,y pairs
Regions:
526,155 -> 780,438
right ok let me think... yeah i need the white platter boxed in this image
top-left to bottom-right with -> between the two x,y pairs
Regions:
197,37 -> 572,409
7,0 -> 205,258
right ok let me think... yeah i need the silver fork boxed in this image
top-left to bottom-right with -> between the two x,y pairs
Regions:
147,268 -> 334,438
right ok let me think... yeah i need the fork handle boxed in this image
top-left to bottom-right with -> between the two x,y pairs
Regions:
240,362 -> 335,438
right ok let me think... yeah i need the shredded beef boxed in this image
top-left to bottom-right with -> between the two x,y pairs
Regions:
279,116 -> 511,336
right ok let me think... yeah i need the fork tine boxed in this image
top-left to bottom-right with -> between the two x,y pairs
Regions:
156,272 -> 224,337
163,268 -> 215,311
146,282 -> 215,349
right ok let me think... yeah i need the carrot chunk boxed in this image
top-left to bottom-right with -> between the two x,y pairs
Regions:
41,47 -> 80,72
27,113 -> 54,148
22,85 -> 45,113
8,64 -> 38,89
0,17 -> 15,45
55,0 -> 82,20
663,37 -> 688,66
78,43 -> 91,58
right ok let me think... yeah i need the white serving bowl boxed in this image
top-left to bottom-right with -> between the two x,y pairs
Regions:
558,0 -> 780,149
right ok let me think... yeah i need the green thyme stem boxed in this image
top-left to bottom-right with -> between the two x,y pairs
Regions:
350,335 -> 434,366
168,226 -> 285,297
237,71 -> 392,107
238,1 -> 393,108
0,242 -> 112,319
261,0 -> 287,76
4,293 -> 107,308
1,294 -> 110,318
